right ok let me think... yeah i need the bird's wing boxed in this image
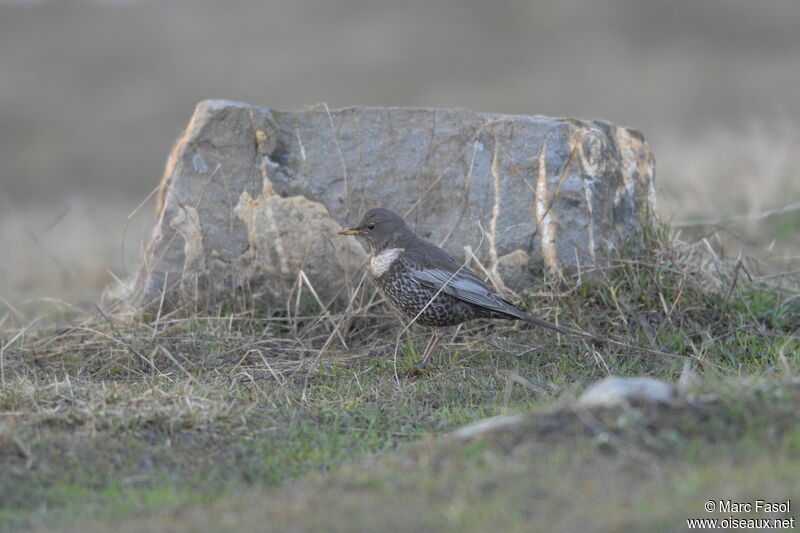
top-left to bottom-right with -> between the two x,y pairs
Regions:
403,245 -> 572,335
402,248 -> 524,319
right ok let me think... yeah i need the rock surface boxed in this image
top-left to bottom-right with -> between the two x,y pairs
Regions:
133,100 -> 655,313
578,376 -> 676,407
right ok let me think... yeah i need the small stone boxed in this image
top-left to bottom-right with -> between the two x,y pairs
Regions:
451,414 -> 526,440
578,376 -> 676,407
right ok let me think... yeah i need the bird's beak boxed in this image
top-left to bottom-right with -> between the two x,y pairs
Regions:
338,227 -> 367,236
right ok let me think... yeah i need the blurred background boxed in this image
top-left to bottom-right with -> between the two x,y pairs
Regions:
1,0 -> 799,308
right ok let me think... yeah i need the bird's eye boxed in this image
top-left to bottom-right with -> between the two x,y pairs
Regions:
367,223 -> 375,230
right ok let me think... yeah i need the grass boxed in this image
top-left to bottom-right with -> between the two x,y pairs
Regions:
133,379 -> 799,533
0,220 -> 798,531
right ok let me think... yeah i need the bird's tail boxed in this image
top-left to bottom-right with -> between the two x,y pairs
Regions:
499,305 -> 579,337
518,311 -> 574,336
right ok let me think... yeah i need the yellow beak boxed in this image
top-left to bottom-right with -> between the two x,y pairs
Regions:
338,228 -> 367,236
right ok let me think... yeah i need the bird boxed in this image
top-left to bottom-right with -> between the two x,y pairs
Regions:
339,207 -> 572,371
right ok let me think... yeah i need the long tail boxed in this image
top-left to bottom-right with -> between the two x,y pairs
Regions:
518,311 -> 574,336
499,304 -> 587,338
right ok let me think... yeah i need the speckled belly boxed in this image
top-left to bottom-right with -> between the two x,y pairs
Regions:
373,270 -> 485,327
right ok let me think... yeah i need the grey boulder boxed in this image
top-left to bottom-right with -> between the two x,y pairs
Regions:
133,100 -> 655,313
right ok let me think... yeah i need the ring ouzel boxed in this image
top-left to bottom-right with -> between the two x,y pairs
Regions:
339,208 -> 570,370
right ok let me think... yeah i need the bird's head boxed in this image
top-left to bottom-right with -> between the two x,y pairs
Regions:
339,208 -> 415,252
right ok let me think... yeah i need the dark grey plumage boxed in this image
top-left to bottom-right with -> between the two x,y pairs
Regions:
340,208 -> 569,370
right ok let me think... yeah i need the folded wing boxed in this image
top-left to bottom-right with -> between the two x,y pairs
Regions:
403,246 -> 570,335
406,261 -> 526,320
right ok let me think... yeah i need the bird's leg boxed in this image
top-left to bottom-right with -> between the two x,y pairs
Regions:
414,330 -> 441,371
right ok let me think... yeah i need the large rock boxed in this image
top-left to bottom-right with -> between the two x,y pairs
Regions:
133,100 -> 655,313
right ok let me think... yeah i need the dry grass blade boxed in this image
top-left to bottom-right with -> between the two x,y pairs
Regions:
299,270 -> 348,349
1,304 -> 59,385
120,181 -> 161,280
674,200 -> 800,228
93,303 -> 157,374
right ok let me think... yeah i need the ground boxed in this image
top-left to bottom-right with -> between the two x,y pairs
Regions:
1,223 -> 798,531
